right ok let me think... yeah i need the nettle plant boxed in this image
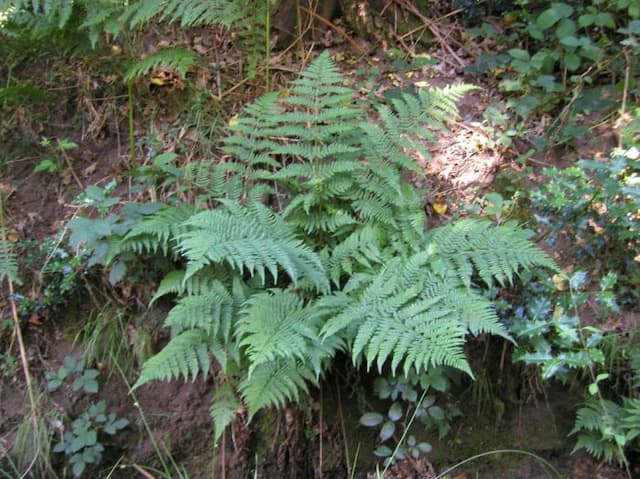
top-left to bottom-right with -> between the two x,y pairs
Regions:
94,52 -> 555,443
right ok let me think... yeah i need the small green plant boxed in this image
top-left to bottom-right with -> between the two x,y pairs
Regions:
360,367 -> 460,465
506,270 -> 614,381
53,400 -> 128,477
46,356 -> 128,477
502,267 -> 640,470
34,136 -> 78,174
0,350 -> 18,378
12,237 -> 85,320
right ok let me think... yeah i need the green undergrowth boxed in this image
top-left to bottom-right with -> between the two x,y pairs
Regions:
66,51 -> 556,457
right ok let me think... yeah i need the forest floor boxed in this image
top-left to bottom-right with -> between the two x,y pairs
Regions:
1,7 -> 638,479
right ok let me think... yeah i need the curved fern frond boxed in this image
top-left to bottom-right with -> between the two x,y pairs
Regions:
125,48 -> 199,82
428,219 -> 558,287
321,251 -> 505,377
210,379 -> 242,444
177,201 -> 328,291
133,330 -> 212,388
123,0 -> 242,28
571,398 -> 626,464
116,204 -> 194,257
239,360 -> 316,419
238,290 -> 318,374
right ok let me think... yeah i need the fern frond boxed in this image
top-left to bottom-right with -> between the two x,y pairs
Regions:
325,224 -> 387,285
7,0 -> 74,28
571,398 -> 626,464
238,290 -> 318,374
321,251 -> 504,376
124,0 -> 242,28
0,239 -> 21,285
239,360 -> 315,419
210,379 -> 242,444
177,201 -> 328,291
621,397 -> 640,441
124,48 -> 199,82
428,219 -> 558,287
133,330 -> 212,388
116,204 -> 193,257
163,286 -> 234,342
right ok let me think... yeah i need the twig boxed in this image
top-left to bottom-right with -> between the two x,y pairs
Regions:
299,6 -> 368,56
132,464 -> 157,479
0,191 -> 39,477
395,0 -> 465,68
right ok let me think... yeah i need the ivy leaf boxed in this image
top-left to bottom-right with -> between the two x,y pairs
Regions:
428,405 -> 445,420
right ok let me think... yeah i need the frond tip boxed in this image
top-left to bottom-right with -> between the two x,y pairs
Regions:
132,330 -> 211,388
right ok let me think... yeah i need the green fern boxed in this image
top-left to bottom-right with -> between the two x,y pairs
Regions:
133,330 -> 213,387
114,204 -> 193,258
320,249 -> 505,377
0,239 -> 21,285
239,360 -> 316,419
124,48 -> 199,82
177,200 -> 329,291
210,379 -> 242,443
2,0 -> 74,28
123,0 -> 242,29
127,51 -> 557,432
428,219 -> 558,287
571,398 -> 627,464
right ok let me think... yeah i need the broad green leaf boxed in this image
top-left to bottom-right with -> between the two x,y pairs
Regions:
536,3 -> 574,30
374,445 -> 393,457
565,53 -> 581,71
559,35 -> 581,48
388,402 -> 403,421
380,421 -> 396,441
508,48 -> 530,61
578,14 -> 595,27
429,405 -> 445,420
360,412 -> 384,427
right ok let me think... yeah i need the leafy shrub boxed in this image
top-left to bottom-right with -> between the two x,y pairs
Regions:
531,147 -> 640,304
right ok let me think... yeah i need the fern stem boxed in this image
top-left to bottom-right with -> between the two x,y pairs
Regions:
335,376 -> 350,475
127,80 -> 137,169
264,0 -> 271,92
